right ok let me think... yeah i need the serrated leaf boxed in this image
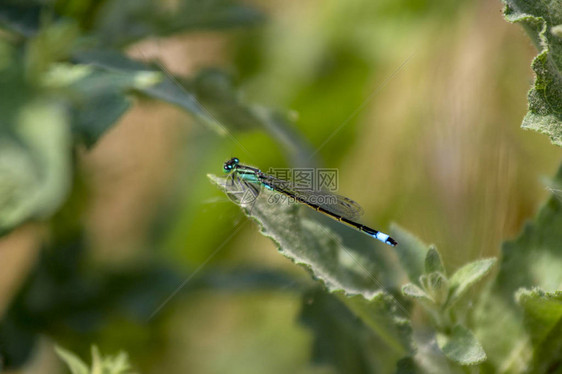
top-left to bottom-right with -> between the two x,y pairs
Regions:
390,224 -> 428,283
447,258 -> 495,307
475,165 -> 562,370
503,1 -> 562,146
55,346 -> 89,374
495,164 -> 562,296
517,288 -> 562,372
436,325 -> 486,366
210,174 -> 387,293
210,174 -> 412,355
425,246 -> 445,275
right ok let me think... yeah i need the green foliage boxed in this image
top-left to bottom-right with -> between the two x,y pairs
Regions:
56,345 -> 135,374
516,289 -> 562,372
0,0 -> 312,235
210,174 -> 412,369
396,236 -> 494,366
1,0 -> 562,373
503,0 -> 562,146
436,325 -> 486,366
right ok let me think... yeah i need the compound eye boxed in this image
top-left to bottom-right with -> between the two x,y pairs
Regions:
233,158 -> 239,164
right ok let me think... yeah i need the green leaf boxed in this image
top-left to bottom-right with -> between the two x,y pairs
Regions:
503,1 -> 562,146
516,288 -> 562,372
55,345 -> 135,374
74,49 -> 316,164
495,164 -> 562,297
475,165 -> 562,371
402,283 -> 432,302
300,288 -> 407,373
425,246 -> 445,275
210,174 -> 388,293
421,272 -> 449,307
0,100 -> 72,233
390,224 -> 428,283
210,174 -> 412,356
90,346 -> 133,374
436,325 -> 486,366
93,0 -> 264,47
447,258 -> 496,307
55,346 -> 89,374
62,66 -> 160,147
25,21 -> 80,81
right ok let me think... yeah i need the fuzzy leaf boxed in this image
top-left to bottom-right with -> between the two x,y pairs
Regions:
476,164 -> 562,370
425,272 -> 449,307
425,246 -> 445,275
517,288 -> 562,372
503,0 -> 562,146
402,283 -> 432,302
495,164 -> 562,296
210,174 -> 412,357
436,325 -> 486,366
447,258 -> 496,307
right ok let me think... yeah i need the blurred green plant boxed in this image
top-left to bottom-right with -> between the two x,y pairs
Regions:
56,345 -> 135,374
0,0 -> 561,373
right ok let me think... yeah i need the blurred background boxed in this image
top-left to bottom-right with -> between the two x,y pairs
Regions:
1,0 -> 561,373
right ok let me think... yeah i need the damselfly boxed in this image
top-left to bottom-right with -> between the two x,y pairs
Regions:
222,157 -> 397,247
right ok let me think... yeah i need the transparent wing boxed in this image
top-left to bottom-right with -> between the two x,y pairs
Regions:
261,174 -> 365,220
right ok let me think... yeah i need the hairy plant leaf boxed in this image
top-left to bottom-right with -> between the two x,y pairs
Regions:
210,174 -> 412,357
476,164 -> 562,369
446,258 -> 495,307
423,272 -> 449,307
402,283 -> 432,303
503,0 -> 562,146
436,325 -> 486,366
425,246 -> 445,275
517,288 -> 562,372
495,164 -> 562,297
